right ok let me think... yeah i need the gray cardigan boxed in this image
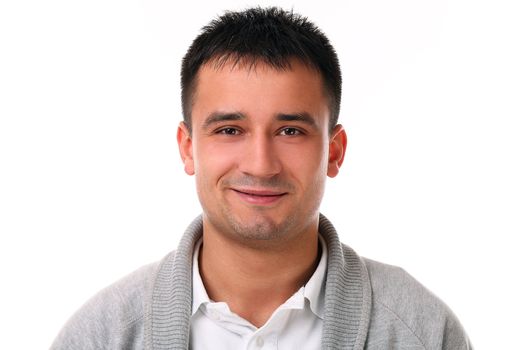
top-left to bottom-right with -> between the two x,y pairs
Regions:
51,215 -> 472,349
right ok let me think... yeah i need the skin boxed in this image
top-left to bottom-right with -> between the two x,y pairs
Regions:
177,58 -> 347,327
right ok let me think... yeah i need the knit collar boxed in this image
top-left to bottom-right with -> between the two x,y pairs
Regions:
145,214 -> 372,350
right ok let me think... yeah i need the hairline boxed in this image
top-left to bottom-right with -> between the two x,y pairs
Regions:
183,55 -> 338,134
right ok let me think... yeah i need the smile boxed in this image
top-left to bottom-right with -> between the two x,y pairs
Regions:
231,188 -> 287,205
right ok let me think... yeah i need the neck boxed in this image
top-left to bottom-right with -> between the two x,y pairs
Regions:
199,218 -> 320,328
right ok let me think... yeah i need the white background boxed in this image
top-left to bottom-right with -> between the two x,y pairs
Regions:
1,0 -> 523,348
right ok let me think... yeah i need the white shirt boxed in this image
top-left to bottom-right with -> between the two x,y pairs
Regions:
190,236 -> 327,350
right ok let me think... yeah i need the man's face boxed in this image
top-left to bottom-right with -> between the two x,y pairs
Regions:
178,59 -> 346,245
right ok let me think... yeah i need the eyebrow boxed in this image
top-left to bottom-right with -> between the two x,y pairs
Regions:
201,111 -> 318,130
276,113 -> 317,127
202,112 -> 246,129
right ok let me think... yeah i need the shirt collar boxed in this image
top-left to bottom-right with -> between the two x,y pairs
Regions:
304,235 -> 327,319
191,238 -> 210,316
191,235 -> 327,319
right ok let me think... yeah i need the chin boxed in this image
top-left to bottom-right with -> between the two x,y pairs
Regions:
228,211 -> 295,241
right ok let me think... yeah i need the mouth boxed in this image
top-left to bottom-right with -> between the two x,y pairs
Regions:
231,188 -> 288,205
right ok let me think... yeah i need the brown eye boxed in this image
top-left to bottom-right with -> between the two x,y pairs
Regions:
218,128 -> 240,135
280,128 -> 302,136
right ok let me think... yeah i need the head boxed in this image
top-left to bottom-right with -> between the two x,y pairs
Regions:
177,7 -> 347,247
181,7 -> 342,134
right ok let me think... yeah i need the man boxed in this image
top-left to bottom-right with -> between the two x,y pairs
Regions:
51,7 -> 472,349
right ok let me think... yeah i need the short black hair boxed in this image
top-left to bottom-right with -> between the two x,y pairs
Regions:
181,7 -> 342,132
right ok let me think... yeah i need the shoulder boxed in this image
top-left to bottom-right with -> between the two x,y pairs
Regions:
50,257 -> 168,350
362,258 -> 472,349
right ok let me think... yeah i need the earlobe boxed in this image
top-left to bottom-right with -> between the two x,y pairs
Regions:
327,124 -> 347,178
176,121 -> 195,175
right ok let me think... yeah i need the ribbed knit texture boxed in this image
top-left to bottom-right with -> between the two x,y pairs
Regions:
146,217 -> 203,350
320,215 -> 372,349
51,214 -> 472,349
144,215 -> 372,350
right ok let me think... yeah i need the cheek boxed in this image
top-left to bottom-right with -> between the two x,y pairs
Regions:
279,140 -> 328,185
194,141 -> 238,184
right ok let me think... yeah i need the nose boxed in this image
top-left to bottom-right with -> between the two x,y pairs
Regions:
239,133 -> 282,178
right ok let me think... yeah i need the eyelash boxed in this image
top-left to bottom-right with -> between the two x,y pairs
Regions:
215,127 -> 305,136
278,127 -> 304,136
216,127 -> 241,135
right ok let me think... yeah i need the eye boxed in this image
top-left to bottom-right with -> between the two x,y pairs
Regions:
216,127 -> 241,135
279,127 -> 303,136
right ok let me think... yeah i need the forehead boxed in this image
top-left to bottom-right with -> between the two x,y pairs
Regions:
191,58 -> 330,126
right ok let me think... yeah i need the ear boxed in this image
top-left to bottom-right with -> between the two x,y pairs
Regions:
327,124 -> 347,178
177,121 -> 195,175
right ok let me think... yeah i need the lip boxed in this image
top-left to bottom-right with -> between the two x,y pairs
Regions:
231,188 -> 287,205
